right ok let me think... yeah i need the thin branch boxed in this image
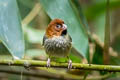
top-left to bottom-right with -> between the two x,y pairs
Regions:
22,3 -> 41,25
0,60 -> 120,72
0,68 -> 111,80
90,34 -> 118,57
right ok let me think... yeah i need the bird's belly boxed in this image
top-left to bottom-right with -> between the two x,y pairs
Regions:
44,38 -> 71,58
47,46 -> 69,57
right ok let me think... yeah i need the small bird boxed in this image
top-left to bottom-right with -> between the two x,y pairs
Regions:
42,19 -> 72,69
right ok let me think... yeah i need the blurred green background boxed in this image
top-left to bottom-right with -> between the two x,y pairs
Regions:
0,0 -> 120,80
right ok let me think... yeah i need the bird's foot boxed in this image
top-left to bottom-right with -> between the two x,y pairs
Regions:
68,59 -> 72,69
47,58 -> 51,68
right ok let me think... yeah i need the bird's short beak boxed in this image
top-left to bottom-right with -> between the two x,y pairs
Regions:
62,24 -> 67,30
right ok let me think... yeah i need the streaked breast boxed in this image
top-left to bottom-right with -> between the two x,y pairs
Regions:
44,36 -> 71,57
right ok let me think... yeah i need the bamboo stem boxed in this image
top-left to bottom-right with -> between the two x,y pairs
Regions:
0,60 -> 120,72
0,68 -> 110,80
104,0 -> 110,64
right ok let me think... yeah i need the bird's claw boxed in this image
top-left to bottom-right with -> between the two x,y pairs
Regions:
47,58 -> 51,68
68,59 -> 72,69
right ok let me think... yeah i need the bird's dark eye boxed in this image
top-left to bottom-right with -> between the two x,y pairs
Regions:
56,24 -> 61,28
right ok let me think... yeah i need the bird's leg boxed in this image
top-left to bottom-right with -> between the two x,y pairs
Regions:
47,57 -> 51,67
67,56 -> 72,69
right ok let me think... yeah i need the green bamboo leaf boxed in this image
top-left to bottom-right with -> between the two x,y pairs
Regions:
71,0 -> 89,32
85,0 -> 120,20
39,0 -> 89,58
92,44 -> 103,64
94,14 -> 105,42
0,0 -> 24,59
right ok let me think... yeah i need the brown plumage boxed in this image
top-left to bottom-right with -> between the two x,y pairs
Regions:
43,19 -> 72,69
46,19 -> 65,37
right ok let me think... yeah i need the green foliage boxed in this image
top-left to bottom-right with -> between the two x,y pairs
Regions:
24,27 -> 44,44
0,0 -> 120,79
94,14 -> 105,41
92,44 -> 103,64
85,0 -> 120,20
0,0 -> 24,59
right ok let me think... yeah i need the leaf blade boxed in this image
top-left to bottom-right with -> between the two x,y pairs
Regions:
0,0 -> 25,59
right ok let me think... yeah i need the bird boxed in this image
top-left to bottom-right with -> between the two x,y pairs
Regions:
42,19 -> 72,69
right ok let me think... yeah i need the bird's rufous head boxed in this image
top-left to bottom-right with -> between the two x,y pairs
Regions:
45,19 -> 67,38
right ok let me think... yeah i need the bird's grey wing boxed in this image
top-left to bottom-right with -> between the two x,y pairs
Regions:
69,35 -> 72,42
68,34 -> 72,42
42,35 -> 47,46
